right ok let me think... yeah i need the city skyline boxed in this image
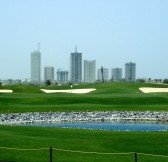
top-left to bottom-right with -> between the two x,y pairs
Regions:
30,46 -> 136,83
0,0 -> 168,80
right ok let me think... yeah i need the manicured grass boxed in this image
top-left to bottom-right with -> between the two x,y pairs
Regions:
0,125 -> 168,162
1,82 -> 168,161
0,82 -> 168,113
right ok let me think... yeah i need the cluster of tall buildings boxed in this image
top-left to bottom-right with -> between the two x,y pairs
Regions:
31,46 -> 136,84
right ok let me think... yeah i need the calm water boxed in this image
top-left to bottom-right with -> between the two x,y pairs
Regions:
20,121 -> 168,132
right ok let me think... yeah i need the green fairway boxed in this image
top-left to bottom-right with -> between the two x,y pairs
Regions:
1,82 -> 168,161
0,125 -> 168,162
0,82 -> 168,113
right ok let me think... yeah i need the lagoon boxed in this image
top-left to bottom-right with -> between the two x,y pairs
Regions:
19,121 -> 168,132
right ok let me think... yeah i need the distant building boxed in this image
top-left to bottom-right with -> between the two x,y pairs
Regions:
31,50 -> 41,84
44,66 -> 54,83
112,68 -> 122,82
57,70 -> 69,83
70,46 -> 82,83
84,60 -> 96,83
2,79 -> 21,85
97,67 -> 109,82
125,62 -> 136,82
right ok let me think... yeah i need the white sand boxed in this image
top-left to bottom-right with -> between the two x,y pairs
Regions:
139,87 -> 168,93
41,88 -> 96,94
0,90 -> 13,93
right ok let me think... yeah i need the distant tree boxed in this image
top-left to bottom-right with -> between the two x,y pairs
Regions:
148,78 -> 151,82
45,80 -> 51,86
122,78 -> 126,82
137,79 -> 145,83
101,66 -> 104,83
163,79 -> 168,84
154,79 -> 158,83
158,79 -> 162,83
68,82 -> 73,86
0,82 -> 2,86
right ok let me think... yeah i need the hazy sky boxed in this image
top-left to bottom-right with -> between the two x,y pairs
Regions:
0,0 -> 168,80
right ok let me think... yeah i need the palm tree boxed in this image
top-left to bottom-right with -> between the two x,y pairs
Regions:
101,66 -> 104,83
45,80 -> 51,86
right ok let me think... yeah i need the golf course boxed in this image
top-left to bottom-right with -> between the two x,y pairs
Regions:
1,82 -> 168,162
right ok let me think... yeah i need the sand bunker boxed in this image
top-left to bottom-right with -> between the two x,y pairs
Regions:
41,88 -> 96,94
0,90 -> 13,93
139,87 -> 168,93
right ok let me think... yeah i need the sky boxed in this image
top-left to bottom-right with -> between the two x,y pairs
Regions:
0,0 -> 168,80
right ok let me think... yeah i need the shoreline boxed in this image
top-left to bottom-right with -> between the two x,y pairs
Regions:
1,111 -> 168,125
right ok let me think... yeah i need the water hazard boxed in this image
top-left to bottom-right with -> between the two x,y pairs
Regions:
20,121 -> 168,132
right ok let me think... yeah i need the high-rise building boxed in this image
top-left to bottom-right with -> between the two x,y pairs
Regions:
44,66 -> 54,83
112,68 -> 122,82
84,60 -> 96,83
125,62 -> 136,82
57,70 -> 69,83
70,47 -> 82,83
31,50 -> 41,84
97,67 -> 109,82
